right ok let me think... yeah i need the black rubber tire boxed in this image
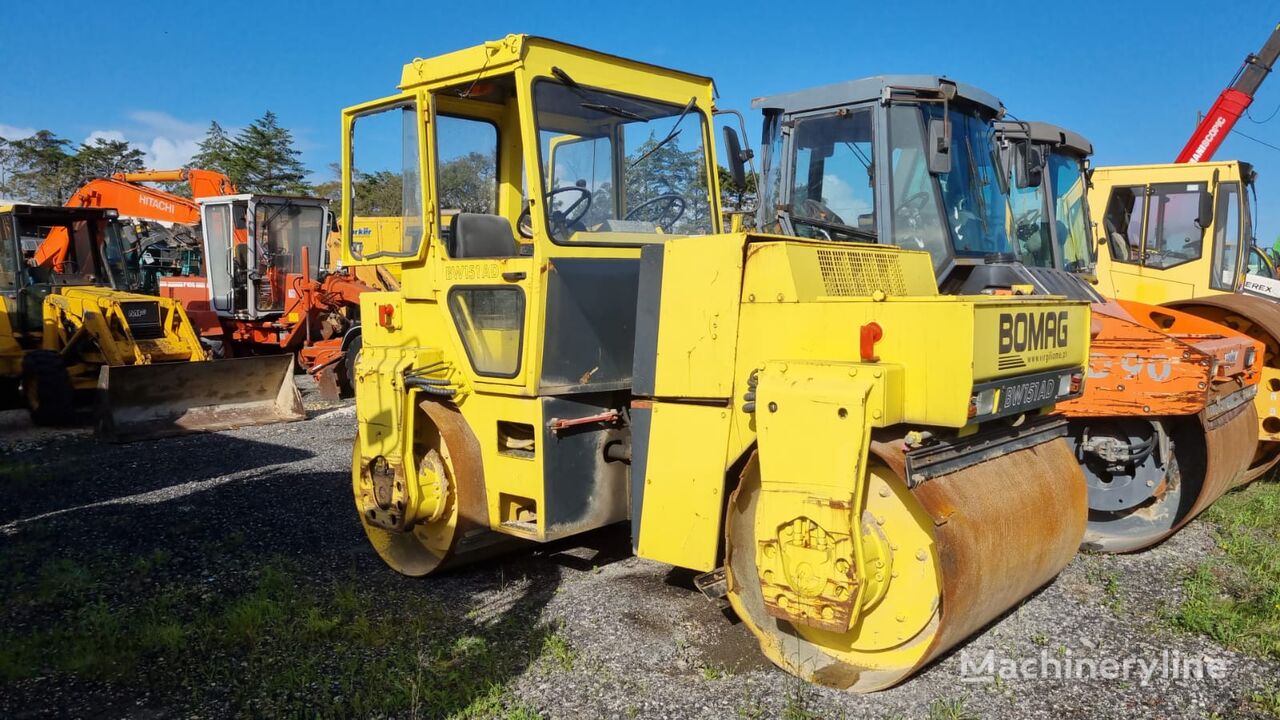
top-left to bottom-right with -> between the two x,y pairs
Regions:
22,350 -> 75,426
0,377 -> 21,411
341,333 -> 362,399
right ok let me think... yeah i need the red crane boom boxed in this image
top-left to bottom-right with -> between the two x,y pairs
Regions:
1177,22 -> 1280,163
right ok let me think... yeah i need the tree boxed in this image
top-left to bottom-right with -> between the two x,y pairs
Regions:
231,111 -> 309,194
0,136 -> 17,197
438,152 -> 495,213
351,170 -> 404,216
72,137 -> 145,183
3,130 -> 77,203
625,133 -> 709,232
310,162 -> 343,216
188,122 -> 237,179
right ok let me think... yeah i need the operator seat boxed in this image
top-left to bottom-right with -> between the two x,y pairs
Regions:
450,213 -> 518,258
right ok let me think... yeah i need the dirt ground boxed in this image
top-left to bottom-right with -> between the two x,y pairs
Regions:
1,380 -> 1277,719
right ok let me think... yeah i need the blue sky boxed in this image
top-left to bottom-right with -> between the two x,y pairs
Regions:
2,1 -> 1278,241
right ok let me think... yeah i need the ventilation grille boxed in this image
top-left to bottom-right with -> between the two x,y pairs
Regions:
816,249 -> 908,297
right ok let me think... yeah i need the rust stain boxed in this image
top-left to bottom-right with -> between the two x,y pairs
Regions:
1056,301 -> 1257,418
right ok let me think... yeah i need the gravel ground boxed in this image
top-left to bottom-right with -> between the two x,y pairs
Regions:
1,380 -> 1277,719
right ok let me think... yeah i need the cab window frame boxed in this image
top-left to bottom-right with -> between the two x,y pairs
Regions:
1141,181 -> 1206,270
1209,181 -> 1243,291
344,94 -> 427,262
1103,184 -> 1146,265
529,76 -> 718,247
446,284 -> 526,379
431,108 -> 504,257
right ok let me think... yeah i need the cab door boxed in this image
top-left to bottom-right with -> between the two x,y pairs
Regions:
199,200 -> 242,316
428,94 -> 535,390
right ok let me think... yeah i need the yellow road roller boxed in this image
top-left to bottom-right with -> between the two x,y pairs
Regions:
341,35 -> 1092,691
1089,160 -> 1280,481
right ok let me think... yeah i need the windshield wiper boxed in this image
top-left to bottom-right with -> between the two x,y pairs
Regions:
791,213 -> 877,242
579,102 -> 645,120
262,199 -> 296,229
629,96 -> 697,169
551,66 -> 645,121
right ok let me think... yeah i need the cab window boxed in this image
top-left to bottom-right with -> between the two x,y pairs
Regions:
1048,151 -> 1093,273
1143,182 -> 1205,269
1009,178 -> 1052,269
886,105 -> 951,274
533,79 -> 715,243
0,217 -> 19,291
788,108 -> 876,240
1210,182 -> 1242,290
1103,186 -> 1144,265
348,102 -> 423,259
435,114 -> 502,257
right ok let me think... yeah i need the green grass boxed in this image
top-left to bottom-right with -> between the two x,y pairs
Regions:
927,696 -> 979,720
1252,686 -> 1280,718
0,550 -> 560,718
541,628 -> 576,670
1171,481 -> 1280,660
780,680 -> 818,720
0,459 -> 51,489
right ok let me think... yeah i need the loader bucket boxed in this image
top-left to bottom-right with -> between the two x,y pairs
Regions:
95,355 -> 304,442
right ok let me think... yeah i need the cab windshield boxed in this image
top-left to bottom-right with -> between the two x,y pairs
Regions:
533,79 -> 714,243
21,216 -> 127,288
252,200 -> 327,312
886,104 -> 1014,274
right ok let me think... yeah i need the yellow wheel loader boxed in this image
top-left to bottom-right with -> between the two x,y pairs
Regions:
0,204 -> 303,441
1087,161 -> 1280,481
342,35 -> 1092,692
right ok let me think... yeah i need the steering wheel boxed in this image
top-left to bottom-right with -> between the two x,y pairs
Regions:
625,193 -> 687,231
518,186 -> 593,239
890,191 -> 935,250
1015,208 -> 1043,241
795,197 -> 846,226
897,191 -> 931,213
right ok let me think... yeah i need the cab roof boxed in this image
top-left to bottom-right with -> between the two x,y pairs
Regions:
994,120 -> 1093,158
195,194 -> 331,205
0,203 -> 118,219
398,34 -> 716,94
1092,159 -> 1254,176
752,75 -> 1004,116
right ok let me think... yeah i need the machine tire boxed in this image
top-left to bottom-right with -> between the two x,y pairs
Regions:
341,333 -> 363,398
22,351 -> 75,426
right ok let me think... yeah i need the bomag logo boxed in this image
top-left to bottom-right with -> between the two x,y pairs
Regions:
997,311 -> 1070,370
126,307 -> 149,319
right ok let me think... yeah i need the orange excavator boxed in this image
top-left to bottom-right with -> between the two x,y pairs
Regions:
39,169 -> 372,397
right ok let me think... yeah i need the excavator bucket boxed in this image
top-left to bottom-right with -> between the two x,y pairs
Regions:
95,355 -> 303,442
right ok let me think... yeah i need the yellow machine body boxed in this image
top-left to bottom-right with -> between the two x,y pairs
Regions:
0,204 -> 303,440
1089,162 -> 1280,477
343,35 -> 1092,692
1089,161 -> 1250,302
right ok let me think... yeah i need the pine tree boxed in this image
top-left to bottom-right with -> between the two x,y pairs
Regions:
188,121 -> 238,180
231,111 -> 309,194
72,137 -> 146,183
5,130 -> 76,203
